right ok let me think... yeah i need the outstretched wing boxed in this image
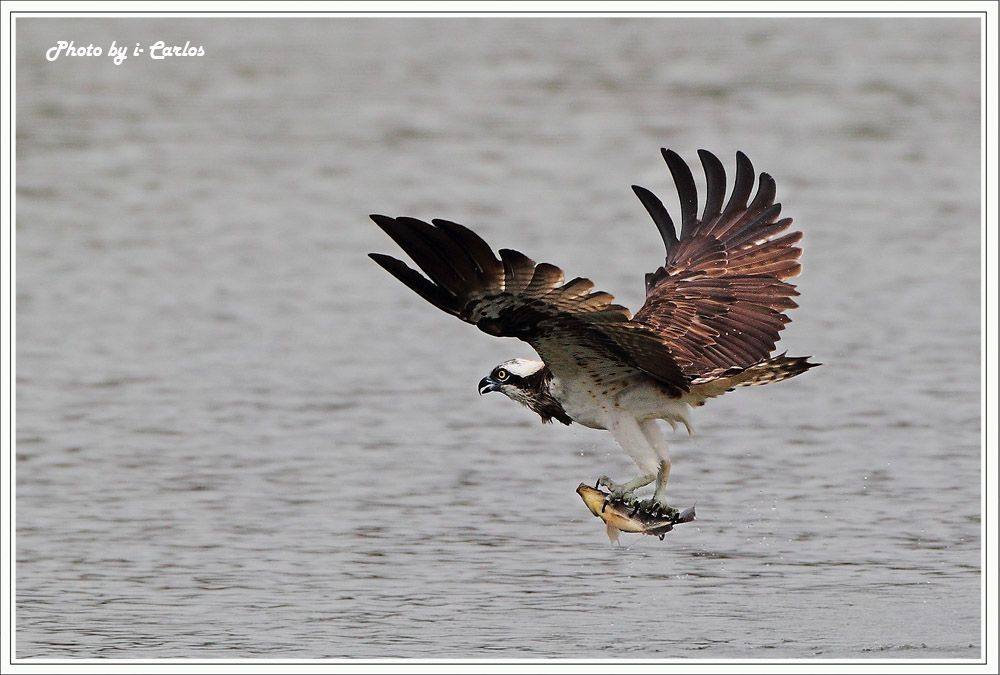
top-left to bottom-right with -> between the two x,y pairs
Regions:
369,215 -> 688,393
631,149 -> 803,378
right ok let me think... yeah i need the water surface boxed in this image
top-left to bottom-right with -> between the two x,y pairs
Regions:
15,16 -> 982,660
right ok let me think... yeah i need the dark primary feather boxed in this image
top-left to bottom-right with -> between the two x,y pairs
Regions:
632,150 -> 803,378
369,214 -> 689,394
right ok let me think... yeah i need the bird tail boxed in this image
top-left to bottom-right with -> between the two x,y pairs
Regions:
689,354 -> 819,400
728,354 -> 819,387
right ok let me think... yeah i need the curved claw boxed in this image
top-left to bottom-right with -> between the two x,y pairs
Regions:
637,498 -> 680,520
595,475 -> 615,490
604,491 -> 637,513
595,475 -> 646,513
598,483 -> 637,513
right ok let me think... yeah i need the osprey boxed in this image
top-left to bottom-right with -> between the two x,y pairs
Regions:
369,149 -> 817,516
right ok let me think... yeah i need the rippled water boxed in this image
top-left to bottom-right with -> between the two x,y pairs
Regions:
15,16 -> 982,660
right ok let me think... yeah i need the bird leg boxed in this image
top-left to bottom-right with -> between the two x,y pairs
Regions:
595,473 -> 655,510
637,459 -> 679,518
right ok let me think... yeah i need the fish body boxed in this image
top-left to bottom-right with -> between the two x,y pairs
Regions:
576,483 -> 696,542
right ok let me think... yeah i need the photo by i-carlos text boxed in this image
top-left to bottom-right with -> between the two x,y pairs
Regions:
45,40 -> 205,65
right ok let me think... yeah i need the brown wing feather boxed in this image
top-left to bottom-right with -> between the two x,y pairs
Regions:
369,215 -> 688,393
632,150 -> 803,377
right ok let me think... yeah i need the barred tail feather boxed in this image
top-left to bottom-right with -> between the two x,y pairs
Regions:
731,354 -> 819,387
688,354 -> 819,401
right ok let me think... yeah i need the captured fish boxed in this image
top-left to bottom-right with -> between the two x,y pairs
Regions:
577,483 -> 696,543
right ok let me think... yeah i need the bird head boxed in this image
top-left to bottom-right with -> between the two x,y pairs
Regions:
478,358 -> 546,405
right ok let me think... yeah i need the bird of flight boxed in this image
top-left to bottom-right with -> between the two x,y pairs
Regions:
369,149 -> 817,535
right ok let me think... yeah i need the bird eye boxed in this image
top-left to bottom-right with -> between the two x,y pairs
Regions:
496,369 -> 508,381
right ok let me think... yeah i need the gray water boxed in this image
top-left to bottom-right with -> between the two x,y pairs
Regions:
15,16 -> 982,660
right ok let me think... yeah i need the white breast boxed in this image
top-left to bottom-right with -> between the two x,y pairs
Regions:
549,369 -> 694,432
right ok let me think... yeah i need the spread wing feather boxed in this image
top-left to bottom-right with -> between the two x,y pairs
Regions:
369,149 -> 802,389
369,215 -> 688,393
633,149 -> 803,377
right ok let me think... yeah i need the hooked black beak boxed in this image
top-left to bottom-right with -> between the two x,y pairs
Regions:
478,377 -> 498,396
